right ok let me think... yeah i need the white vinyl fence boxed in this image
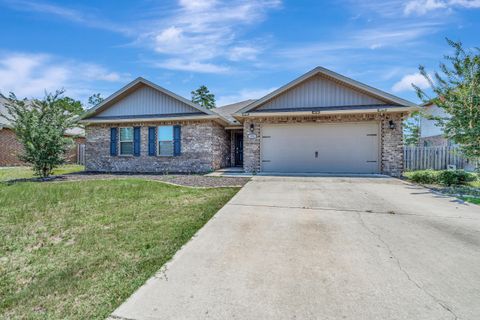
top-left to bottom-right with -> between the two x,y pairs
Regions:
77,144 -> 85,165
404,146 -> 467,171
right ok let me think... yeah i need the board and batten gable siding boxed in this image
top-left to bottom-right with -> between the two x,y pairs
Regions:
95,84 -> 201,117
255,74 -> 388,111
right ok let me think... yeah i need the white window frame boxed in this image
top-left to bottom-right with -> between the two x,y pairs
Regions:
119,127 -> 134,156
157,125 -> 174,157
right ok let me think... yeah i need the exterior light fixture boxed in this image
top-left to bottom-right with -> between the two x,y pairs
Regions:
250,123 -> 254,132
389,120 -> 396,130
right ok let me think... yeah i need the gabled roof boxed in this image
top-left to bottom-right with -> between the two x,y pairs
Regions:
213,99 -> 256,125
80,77 -> 219,120
236,66 -> 418,114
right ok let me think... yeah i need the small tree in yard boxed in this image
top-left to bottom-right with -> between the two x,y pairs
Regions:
414,39 -> 480,165
1,90 -> 78,178
404,111 -> 421,146
191,85 -> 216,109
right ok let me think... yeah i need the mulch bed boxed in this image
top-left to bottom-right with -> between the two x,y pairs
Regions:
3,172 -> 251,188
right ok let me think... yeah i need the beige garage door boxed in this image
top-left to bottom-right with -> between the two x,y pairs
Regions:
261,122 -> 379,173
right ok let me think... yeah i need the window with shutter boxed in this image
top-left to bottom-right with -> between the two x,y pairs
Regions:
158,126 -> 174,156
119,127 -> 134,155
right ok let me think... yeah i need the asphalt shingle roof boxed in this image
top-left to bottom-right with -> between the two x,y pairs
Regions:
213,99 -> 256,125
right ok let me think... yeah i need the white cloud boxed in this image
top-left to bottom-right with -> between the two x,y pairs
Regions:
155,59 -> 230,74
0,52 -> 126,100
216,87 -> 277,106
403,0 -> 480,15
392,72 -> 431,92
353,22 -> 440,48
179,0 -> 218,10
4,0 -> 280,74
228,46 -> 260,61
148,0 -> 281,73
3,0 -> 132,35
404,0 -> 446,15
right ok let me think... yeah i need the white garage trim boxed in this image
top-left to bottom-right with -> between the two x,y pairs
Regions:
260,122 -> 380,173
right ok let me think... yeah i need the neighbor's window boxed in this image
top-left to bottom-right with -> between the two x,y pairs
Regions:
158,126 -> 174,156
119,127 -> 134,155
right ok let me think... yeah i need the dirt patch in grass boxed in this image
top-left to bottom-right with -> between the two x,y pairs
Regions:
0,179 -> 239,319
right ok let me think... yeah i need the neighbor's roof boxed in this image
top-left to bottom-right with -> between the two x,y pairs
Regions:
213,99 -> 256,125
0,97 -> 84,137
236,66 -> 418,115
80,77 -> 230,124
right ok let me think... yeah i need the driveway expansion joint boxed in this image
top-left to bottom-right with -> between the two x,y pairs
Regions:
357,212 -> 459,320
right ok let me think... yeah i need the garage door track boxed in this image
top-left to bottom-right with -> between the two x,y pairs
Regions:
110,176 -> 480,320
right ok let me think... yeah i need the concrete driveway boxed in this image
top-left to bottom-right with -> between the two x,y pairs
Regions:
110,176 -> 480,320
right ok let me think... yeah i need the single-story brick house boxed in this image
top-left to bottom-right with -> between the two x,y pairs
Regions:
79,67 -> 417,176
0,97 -> 85,166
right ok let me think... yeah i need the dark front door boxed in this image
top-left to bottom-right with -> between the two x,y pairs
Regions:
234,132 -> 243,166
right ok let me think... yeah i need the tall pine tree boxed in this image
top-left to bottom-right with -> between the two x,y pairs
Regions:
191,85 -> 216,109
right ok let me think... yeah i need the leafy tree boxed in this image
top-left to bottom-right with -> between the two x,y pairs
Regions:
57,96 -> 84,115
191,85 -> 216,109
88,93 -> 104,108
1,90 -> 78,178
404,111 -> 421,146
414,38 -> 480,162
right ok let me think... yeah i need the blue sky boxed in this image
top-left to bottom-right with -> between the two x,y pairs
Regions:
0,0 -> 479,106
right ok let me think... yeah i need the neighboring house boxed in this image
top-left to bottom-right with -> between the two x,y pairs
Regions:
0,97 -> 85,166
419,102 -> 451,146
79,67 -> 417,177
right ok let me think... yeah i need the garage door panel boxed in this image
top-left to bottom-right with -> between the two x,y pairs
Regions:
261,123 -> 379,173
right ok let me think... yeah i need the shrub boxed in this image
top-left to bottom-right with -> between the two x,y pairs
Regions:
406,170 -> 438,184
437,170 -> 477,186
405,169 -> 478,186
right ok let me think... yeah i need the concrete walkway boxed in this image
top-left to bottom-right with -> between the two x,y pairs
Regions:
110,176 -> 480,320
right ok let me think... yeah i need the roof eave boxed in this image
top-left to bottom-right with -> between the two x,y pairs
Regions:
234,106 -> 418,120
79,114 -> 226,125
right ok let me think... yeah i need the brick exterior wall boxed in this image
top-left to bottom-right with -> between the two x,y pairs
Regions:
0,128 -> 24,166
211,122 -> 231,169
242,112 -> 406,177
0,128 -> 84,166
85,120 -> 229,173
419,135 -> 449,147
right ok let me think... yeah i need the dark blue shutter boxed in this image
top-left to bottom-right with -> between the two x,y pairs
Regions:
133,127 -> 141,156
173,125 -> 181,156
110,127 -> 118,156
148,127 -> 156,156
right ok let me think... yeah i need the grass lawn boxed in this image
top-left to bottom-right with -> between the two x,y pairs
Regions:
0,179 -> 239,319
461,196 -> 480,205
0,165 -> 84,181
403,170 -> 480,205
468,180 -> 480,188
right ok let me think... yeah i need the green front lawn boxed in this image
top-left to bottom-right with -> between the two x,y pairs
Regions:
461,196 -> 480,205
403,170 -> 480,205
0,179 -> 239,319
0,165 -> 84,181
